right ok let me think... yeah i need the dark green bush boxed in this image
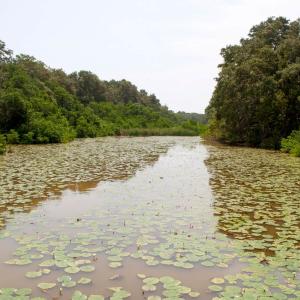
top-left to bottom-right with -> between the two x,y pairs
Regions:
22,114 -> 76,144
6,129 -> 20,144
21,132 -> 34,144
0,134 -> 6,155
120,127 -> 199,137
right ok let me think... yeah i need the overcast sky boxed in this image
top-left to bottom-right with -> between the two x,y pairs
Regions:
1,0 -> 299,113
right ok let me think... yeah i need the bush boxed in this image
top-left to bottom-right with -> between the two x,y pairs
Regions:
6,129 -> 20,144
21,132 -> 34,144
281,130 -> 300,157
0,134 -> 6,155
75,116 -> 98,138
120,127 -> 199,137
22,114 -> 76,144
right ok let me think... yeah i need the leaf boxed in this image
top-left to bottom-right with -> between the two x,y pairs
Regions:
78,277 -> 92,285
65,266 -> 81,274
211,277 -> 225,284
72,291 -> 88,300
80,265 -> 95,272
37,282 -> 56,290
208,285 -> 223,292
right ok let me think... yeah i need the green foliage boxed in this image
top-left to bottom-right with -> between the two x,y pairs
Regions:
198,124 -> 208,136
0,91 -> 28,132
176,111 -> 207,124
0,40 -> 203,144
0,40 -> 12,62
21,132 -> 34,144
6,129 -> 19,144
206,17 -> 300,149
0,134 -> 6,155
26,113 -> 76,143
120,127 -> 199,137
281,130 -> 300,157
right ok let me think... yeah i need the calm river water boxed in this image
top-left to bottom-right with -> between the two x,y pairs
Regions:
0,137 -> 299,300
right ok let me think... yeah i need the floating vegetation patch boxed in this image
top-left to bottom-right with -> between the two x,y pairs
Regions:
0,137 -> 176,227
0,138 -> 299,299
138,275 -> 200,299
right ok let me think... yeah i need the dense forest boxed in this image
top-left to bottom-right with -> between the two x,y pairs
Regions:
0,40 -> 206,153
206,17 -> 300,156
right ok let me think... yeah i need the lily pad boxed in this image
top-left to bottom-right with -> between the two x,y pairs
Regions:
65,266 -> 81,274
78,277 -> 92,285
37,282 -> 56,290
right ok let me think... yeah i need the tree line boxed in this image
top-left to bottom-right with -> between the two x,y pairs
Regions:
206,17 -> 300,156
0,40 -> 206,153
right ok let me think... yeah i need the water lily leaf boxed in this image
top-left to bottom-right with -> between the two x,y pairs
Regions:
80,265 -> 95,272
65,266 -> 81,274
25,270 -> 42,279
211,277 -> 225,284
110,287 -> 131,299
78,277 -> 92,285
5,258 -> 32,265
189,291 -> 200,297
208,285 -> 223,292
15,288 -> 32,296
109,262 -> 122,268
55,260 -> 69,268
142,284 -> 156,292
42,269 -> 51,275
39,259 -> 55,267
72,290 -> 87,300
159,276 -> 176,284
62,280 -> 77,288
88,296 -> 104,300
57,275 -> 72,283
37,282 -> 56,290
143,277 -> 159,285
201,261 -> 214,267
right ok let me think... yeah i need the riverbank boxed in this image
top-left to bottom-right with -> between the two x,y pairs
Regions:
0,124 -> 207,155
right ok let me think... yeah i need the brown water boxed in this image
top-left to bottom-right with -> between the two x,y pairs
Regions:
0,137 -> 299,300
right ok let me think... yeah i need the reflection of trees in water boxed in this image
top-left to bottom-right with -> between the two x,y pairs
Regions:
205,143 -> 300,256
0,137 -> 178,230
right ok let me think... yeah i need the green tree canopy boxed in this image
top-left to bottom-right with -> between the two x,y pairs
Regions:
206,17 -> 300,149
0,39 -> 204,146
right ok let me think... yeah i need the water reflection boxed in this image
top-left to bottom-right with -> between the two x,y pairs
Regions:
0,138 -> 299,299
0,137 -> 177,228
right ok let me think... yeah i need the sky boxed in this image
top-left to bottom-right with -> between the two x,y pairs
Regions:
0,0 -> 299,113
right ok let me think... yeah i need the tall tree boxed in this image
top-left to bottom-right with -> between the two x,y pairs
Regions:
206,17 -> 300,148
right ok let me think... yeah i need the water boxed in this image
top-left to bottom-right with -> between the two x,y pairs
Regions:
0,137 -> 299,300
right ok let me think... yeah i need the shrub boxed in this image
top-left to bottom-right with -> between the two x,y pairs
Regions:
0,134 -> 6,155
21,132 -> 34,144
6,129 -> 20,144
281,130 -> 300,157
120,127 -> 199,137
22,114 -> 76,144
